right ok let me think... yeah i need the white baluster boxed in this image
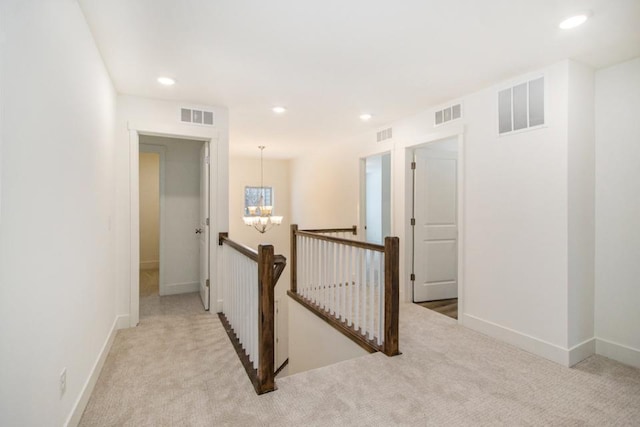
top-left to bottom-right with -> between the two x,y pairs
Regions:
358,246 -> 364,331
369,250 -> 375,341
353,248 -> 358,330
378,251 -> 384,346
333,245 -> 342,319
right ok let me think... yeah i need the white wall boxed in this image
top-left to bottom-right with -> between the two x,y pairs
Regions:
228,155 -> 291,368
291,148 -> 361,229
594,57 -> 640,368
139,152 -> 160,269
457,63 -> 570,355
0,1 -> 118,425
115,95 -> 229,321
140,135 -> 202,295
289,60 -> 601,366
288,297 -> 369,375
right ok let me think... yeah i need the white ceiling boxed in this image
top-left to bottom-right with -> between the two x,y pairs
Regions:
79,0 -> 640,158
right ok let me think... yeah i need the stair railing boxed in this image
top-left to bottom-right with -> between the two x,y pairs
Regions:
289,224 -> 399,356
218,232 -> 286,394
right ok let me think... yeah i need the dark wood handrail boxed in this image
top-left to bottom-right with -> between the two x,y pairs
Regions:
289,224 -> 400,357
295,230 -> 385,252
302,225 -> 357,235
219,233 -> 287,288
273,255 -> 287,285
218,232 -> 258,262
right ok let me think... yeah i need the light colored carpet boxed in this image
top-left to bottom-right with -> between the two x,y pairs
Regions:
80,293 -> 640,426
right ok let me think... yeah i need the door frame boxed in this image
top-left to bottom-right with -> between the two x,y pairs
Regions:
359,150 -> 394,242
358,150 -> 394,244
129,128 -> 218,327
406,132 -> 465,325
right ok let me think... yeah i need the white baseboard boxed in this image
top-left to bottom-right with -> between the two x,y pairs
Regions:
65,314 -> 127,427
161,281 -> 199,296
568,338 -> 596,366
140,260 -> 159,270
116,314 -> 131,330
462,313 -> 575,366
596,338 -> 640,369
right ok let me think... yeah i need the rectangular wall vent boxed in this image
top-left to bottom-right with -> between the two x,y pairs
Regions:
434,103 -> 462,126
180,108 -> 214,126
377,127 -> 393,142
498,76 -> 544,135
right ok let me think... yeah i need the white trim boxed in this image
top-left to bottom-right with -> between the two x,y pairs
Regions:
161,281 -> 200,296
359,150 -> 394,244
463,313 -> 576,366
596,338 -> 640,369
405,131 -> 465,325
129,130 -> 140,327
129,127 -> 219,327
64,315 -> 126,427
140,260 -> 159,270
116,315 -> 130,330
568,338 -> 596,366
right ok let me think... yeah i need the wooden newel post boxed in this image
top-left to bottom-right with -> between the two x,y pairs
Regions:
218,232 -> 228,246
290,224 -> 298,293
257,244 -> 276,394
383,236 -> 400,356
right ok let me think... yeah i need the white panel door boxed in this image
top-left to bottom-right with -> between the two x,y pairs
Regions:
199,143 -> 210,310
413,148 -> 458,302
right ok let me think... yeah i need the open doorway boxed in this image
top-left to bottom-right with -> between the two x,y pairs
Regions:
137,135 -> 210,318
362,152 -> 392,244
411,137 -> 459,319
139,150 -> 161,298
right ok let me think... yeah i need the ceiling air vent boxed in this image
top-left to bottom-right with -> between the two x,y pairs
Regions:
498,76 -> 544,135
434,103 -> 462,126
377,127 -> 393,142
180,108 -> 214,126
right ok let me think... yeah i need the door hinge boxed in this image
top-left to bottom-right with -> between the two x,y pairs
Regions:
206,279 -> 210,288
410,218 -> 416,226
205,156 -> 210,165
410,273 -> 415,281
411,161 -> 416,170
206,218 -> 210,226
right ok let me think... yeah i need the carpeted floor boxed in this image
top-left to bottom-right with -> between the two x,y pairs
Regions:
79,293 -> 640,426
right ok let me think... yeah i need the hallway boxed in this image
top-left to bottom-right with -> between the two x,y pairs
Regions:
79,297 -> 640,426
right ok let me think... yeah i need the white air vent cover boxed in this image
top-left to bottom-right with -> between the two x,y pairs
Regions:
377,127 -> 393,142
498,76 -> 544,135
180,108 -> 214,126
434,103 -> 462,126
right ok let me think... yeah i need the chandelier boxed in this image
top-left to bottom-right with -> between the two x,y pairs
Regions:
242,146 -> 283,233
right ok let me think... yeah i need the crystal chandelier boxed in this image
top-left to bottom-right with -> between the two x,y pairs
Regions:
242,146 -> 283,233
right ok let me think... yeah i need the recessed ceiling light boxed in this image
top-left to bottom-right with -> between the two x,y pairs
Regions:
559,13 -> 589,30
272,106 -> 286,114
157,77 -> 176,86
360,113 -> 372,121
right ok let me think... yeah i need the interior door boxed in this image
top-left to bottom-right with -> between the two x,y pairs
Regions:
413,147 -> 458,302
199,142 -> 210,310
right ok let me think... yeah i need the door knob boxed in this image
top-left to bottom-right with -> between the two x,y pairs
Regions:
195,228 -> 203,234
